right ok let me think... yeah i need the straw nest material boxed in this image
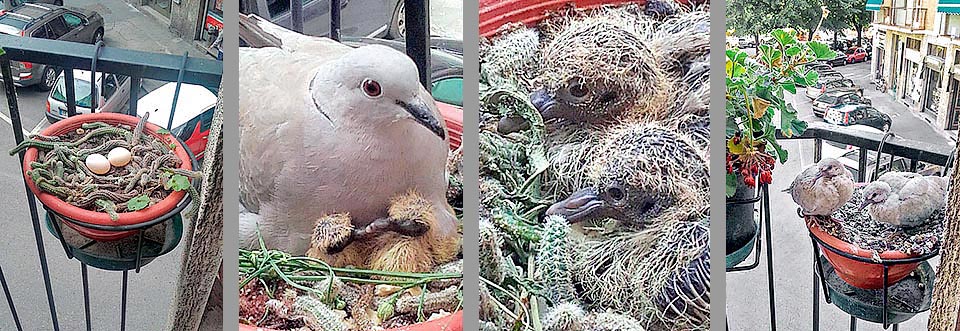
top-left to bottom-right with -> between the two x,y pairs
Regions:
479,3 -> 711,331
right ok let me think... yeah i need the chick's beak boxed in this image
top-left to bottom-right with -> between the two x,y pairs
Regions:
858,199 -> 872,211
399,98 -> 446,140
546,188 -> 605,224
530,88 -> 559,120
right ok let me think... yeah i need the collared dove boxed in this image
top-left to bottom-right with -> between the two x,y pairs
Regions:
860,174 -> 948,227
787,158 -> 855,218
238,17 -> 457,259
544,123 -> 710,327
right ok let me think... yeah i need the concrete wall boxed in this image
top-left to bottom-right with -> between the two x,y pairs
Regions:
168,0 -> 203,40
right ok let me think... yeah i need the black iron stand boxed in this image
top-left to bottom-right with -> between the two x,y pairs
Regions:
809,232 -> 938,330
726,184 -> 776,331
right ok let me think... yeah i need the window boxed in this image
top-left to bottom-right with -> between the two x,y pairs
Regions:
906,38 -> 921,50
30,25 -> 49,39
431,77 -> 463,107
62,13 -> 83,29
943,14 -> 960,37
199,108 -> 215,132
52,77 -> 93,108
44,17 -> 69,39
929,44 -> 946,58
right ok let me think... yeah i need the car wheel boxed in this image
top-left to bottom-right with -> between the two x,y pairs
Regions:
387,1 -> 405,39
37,66 -> 57,92
93,29 -> 104,44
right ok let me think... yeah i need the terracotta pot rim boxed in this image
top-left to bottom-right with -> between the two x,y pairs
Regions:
22,113 -> 193,227
480,0 -> 663,38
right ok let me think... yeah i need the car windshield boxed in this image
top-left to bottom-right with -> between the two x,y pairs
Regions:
0,16 -> 28,36
817,94 -> 840,104
51,77 -> 93,108
845,49 -> 856,54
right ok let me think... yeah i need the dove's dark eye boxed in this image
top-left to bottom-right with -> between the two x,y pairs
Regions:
569,83 -> 589,98
606,185 -> 625,201
361,79 -> 382,98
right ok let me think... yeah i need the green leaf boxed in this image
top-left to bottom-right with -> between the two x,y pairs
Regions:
0,48 -> 4,57
804,70 -> 819,86
779,104 -> 808,137
771,29 -> 796,46
785,45 -> 801,57
156,128 -> 170,134
168,143 -> 177,150
781,81 -> 796,94
126,194 -> 150,211
807,41 -> 836,60
726,173 -> 738,198
166,174 -> 191,191
767,138 -> 789,163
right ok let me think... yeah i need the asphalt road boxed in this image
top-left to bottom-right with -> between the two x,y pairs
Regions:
727,60 -> 952,330
0,0 -> 212,329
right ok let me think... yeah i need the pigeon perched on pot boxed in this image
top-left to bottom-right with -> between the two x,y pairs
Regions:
238,16 -> 459,269
860,175 -> 948,228
544,123 -> 710,328
786,158 -> 855,220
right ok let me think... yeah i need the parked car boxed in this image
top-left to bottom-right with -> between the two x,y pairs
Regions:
812,90 -> 870,117
806,78 -> 861,99
738,37 -> 755,48
804,62 -> 832,72
1,0 -> 61,11
0,3 -> 104,90
845,47 -> 868,64
825,104 -> 892,131
240,0 -> 403,39
824,54 -> 847,66
137,82 -> 218,158
45,69 -> 132,123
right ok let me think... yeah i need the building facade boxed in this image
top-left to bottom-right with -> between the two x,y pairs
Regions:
870,0 -> 960,130
131,0 -> 222,57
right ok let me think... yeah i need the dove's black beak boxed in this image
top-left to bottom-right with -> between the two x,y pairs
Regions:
858,200 -> 872,211
546,188 -> 606,224
399,99 -> 446,140
530,88 -> 560,120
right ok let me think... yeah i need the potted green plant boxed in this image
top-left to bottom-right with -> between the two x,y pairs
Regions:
725,29 -> 836,261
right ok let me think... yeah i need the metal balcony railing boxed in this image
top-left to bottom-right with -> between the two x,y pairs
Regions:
0,34 -> 221,331
878,6 -> 929,30
780,122 -> 955,183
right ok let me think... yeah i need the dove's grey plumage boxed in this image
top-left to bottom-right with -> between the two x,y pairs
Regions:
861,175 -> 948,227
238,18 -> 454,254
787,158 -> 855,216
874,171 -> 923,192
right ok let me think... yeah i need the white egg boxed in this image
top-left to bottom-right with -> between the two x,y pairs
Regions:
85,154 -> 111,175
107,147 -> 133,167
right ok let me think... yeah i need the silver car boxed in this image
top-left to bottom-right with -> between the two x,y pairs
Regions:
45,69 -> 132,123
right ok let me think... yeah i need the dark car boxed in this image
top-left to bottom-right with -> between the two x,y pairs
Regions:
824,104 -> 892,131
804,62 -> 832,72
240,0 -> 403,39
825,54 -> 847,66
0,3 -> 104,90
812,90 -> 870,117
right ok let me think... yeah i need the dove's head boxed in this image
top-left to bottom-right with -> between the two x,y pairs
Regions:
860,181 -> 892,210
816,158 -> 847,179
530,19 -> 666,125
546,124 -> 707,228
310,44 -> 446,140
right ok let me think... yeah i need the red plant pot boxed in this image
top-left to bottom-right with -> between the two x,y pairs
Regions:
807,220 -> 920,289
238,310 -> 463,331
438,102 -> 463,151
479,0 -> 705,37
22,113 -> 194,241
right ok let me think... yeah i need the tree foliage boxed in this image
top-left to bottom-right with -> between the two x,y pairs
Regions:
728,0 -> 873,45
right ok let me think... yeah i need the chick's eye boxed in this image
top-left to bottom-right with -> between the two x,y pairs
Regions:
362,79 -> 382,98
606,186 -> 625,201
569,83 -> 589,98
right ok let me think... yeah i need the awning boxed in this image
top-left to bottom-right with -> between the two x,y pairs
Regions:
866,0 -> 882,11
939,0 -> 960,14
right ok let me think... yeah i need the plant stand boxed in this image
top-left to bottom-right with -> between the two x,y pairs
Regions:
726,184 -> 777,331
809,230 -> 938,331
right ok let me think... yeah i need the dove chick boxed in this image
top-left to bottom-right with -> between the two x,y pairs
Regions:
860,175 -> 948,228
545,123 -> 710,328
306,190 -> 461,274
787,158 -> 855,219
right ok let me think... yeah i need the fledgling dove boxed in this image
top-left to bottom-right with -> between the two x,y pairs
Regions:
787,158 -> 855,219
860,175 -> 948,227
874,171 -> 923,192
238,16 -> 456,256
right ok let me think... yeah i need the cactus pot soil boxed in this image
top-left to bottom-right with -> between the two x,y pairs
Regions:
19,113 -> 195,241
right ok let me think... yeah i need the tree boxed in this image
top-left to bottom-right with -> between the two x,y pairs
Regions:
929,148 -> 960,331
847,0 -> 872,46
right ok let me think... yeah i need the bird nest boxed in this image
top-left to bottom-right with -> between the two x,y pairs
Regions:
814,187 -> 944,256
10,118 -> 199,220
